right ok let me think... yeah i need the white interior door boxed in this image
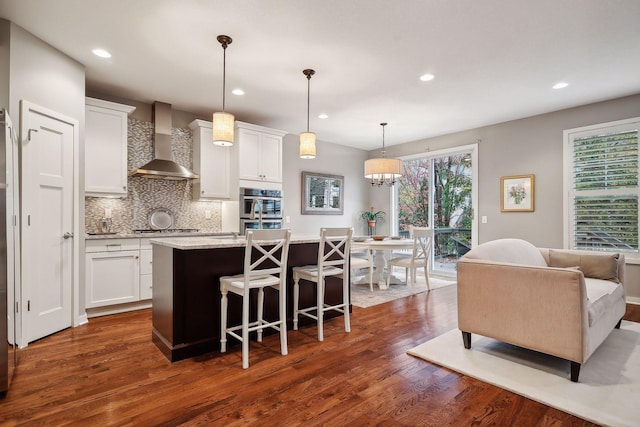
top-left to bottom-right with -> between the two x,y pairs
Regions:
21,101 -> 76,343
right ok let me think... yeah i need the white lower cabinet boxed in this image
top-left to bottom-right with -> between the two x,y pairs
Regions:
85,239 -> 140,308
139,240 -> 153,300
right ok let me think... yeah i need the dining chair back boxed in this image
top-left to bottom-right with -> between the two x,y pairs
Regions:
292,227 -> 353,341
386,227 -> 433,294
219,229 -> 291,369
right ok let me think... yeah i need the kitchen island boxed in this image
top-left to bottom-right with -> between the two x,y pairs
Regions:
150,235 -> 349,362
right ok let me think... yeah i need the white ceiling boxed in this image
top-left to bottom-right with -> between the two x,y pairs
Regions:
1,0 -> 639,150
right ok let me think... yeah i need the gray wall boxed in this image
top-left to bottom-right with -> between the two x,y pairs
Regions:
379,93 -> 640,301
8,22 -> 85,128
0,19 -> 9,109
282,134 -> 370,235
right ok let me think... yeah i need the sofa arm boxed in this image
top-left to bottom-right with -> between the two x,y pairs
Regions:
457,259 -> 589,363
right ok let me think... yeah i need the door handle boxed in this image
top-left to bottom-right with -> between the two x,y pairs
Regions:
63,232 -> 74,239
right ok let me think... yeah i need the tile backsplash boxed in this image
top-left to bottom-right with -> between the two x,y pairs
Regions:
85,118 -> 222,234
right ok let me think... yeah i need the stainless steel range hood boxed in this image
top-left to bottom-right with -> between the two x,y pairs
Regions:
131,101 -> 199,180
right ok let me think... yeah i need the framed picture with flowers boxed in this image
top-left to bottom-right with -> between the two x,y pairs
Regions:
501,174 -> 534,212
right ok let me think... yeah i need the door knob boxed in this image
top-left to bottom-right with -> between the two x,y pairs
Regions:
63,232 -> 74,239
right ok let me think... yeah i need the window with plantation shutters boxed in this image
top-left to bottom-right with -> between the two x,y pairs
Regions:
564,118 -> 640,254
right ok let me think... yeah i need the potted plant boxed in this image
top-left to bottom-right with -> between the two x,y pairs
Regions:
361,207 -> 385,228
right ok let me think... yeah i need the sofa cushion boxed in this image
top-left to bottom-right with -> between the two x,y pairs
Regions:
549,250 -> 620,283
462,238 -> 547,266
586,278 -> 625,326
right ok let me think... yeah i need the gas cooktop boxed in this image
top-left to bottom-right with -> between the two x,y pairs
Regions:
133,228 -> 199,234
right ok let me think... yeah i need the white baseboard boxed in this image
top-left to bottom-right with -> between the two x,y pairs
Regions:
75,312 -> 88,326
626,296 -> 640,305
86,300 -> 152,318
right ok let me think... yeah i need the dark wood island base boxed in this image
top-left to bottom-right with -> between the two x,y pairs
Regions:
151,239 -> 348,362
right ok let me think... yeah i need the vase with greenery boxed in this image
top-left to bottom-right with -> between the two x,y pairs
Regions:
361,207 -> 385,229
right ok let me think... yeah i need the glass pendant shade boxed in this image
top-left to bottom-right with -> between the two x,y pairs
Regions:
299,131 -> 316,159
212,111 -> 235,146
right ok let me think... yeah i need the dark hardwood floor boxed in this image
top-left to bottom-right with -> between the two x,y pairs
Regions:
1,285 -> 637,426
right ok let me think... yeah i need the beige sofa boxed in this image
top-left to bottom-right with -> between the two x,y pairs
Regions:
457,238 -> 626,382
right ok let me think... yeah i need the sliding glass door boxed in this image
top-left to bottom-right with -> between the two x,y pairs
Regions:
393,144 -> 478,276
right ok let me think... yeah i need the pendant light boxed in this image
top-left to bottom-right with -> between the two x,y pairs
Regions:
213,35 -> 234,146
364,123 -> 402,186
299,69 -> 316,159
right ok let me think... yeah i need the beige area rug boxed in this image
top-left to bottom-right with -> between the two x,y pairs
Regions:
350,271 -> 456,308
408,321 -> 640,427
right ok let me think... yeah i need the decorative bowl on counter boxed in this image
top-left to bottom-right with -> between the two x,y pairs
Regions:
352,236 -> 368,242
372,235 -> 387,241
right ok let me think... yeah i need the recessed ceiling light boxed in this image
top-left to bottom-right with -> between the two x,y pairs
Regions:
552,82 -> 569,89
92,48 -> 111,58
419,73 -> 435,82
318,113 -> 328,119
232,88 -> 245,96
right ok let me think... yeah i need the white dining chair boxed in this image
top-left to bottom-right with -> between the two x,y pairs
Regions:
350,248 -> 374,291
386,227 -> 433,294
219,229 -> 291,369
292,227 -> 353,341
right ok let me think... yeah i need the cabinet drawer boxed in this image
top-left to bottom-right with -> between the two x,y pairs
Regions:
86,238 -> 140,253
140,274 -> 153,300
140,249 -> 153,275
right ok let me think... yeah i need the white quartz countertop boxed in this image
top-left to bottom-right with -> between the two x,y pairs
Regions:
150,234 -> 321,250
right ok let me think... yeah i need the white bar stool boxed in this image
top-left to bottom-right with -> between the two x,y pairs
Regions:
292,227 -> 353,341
219,229 -> 291,369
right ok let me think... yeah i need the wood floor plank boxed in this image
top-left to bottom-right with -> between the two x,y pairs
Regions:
1,285 -> 635,426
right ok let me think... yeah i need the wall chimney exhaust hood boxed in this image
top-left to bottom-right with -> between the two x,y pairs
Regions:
131,101 -> 199,180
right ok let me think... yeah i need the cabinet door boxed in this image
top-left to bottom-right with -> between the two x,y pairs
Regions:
85,251 -> 140,308
189,120 -> 231,200
140,274 -> 153,301
238,128 -> 262,181
140,248 -> 153,275
85,98 -> 134,197
199,129 -> 230,198
260,133 -> 283,182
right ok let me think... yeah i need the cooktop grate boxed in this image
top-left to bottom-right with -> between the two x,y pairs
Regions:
133,228 -> 199,234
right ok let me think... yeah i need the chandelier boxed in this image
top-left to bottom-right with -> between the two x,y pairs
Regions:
212,35 -> 234,146
364,122 -> 402,186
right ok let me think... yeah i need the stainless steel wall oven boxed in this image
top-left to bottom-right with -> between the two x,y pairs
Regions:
239,188 -> 283,234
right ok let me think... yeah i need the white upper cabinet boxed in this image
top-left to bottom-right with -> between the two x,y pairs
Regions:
85,97 -> 135,197
189,119 -> 231,200
236,121 -> 286,186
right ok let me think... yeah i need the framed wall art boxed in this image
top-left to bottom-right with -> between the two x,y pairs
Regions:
501,174 -> 535,212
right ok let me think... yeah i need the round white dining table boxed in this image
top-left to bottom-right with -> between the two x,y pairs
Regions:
351,238 -> 414,290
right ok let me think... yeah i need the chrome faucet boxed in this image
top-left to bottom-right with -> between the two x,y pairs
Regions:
250,198 -> 263,229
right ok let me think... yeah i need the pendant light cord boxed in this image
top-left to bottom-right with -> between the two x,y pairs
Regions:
306,73 -> 311,132
381,122 -> 387,158
217,35 -> 232,112
222,44 -> 227,111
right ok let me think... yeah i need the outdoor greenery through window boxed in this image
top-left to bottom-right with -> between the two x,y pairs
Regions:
569,122 -> 639,253
397,153 -> 472,272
